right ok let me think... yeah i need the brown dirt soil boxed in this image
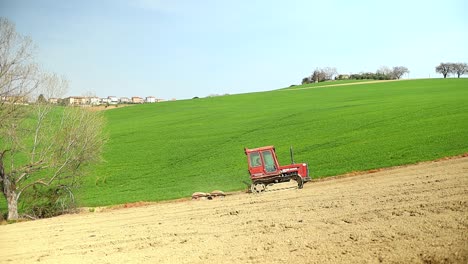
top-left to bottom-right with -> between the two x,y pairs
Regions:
1,157 -> 467,263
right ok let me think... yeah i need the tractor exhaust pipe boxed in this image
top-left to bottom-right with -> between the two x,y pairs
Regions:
290,146 -> 295,164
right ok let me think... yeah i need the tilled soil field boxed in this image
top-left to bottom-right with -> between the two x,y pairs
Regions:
1,157 -> 467,263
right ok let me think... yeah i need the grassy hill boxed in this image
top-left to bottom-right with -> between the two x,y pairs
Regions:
69,78 -> 468,207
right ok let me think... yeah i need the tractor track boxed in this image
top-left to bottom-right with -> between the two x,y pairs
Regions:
1,156 -> 467,263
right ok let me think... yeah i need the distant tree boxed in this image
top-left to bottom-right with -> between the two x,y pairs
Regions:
311,69 -> 326,82
362,72 -> 375,79
377,66 -> 392,79
301,67 -> 338,84
37,94 -> 46,104
435,63 -> 452,78
349,74 -> 362,80
322,67 -> 337,80
374,66 -> 391,80
301,77 -> 311,85
451,62 -> 467,78
392,66 -> 409,79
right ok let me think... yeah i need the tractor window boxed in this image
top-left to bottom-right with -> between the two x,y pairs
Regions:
249,152 -> 262,167
262,150 -> 277,172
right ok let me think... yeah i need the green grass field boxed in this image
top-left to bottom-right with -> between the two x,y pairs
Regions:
2,78 -> 467,212
72,78 -> 468,207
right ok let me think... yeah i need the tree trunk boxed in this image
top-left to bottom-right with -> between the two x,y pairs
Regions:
1,156 -> 19,220
2,176 -> 19,220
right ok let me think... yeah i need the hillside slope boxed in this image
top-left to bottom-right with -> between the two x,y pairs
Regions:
75,79 -> 468,206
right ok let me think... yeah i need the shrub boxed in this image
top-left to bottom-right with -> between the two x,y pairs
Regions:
20,186 -> 77,218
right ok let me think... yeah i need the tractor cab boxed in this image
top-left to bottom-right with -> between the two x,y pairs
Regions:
244,146 -> 311,192
246,146 -> 281,177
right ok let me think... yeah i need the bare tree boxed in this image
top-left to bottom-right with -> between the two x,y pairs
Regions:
451,62 -> 467,78
0,18 -> 39,128
377,66 -> 392,77
435,63 -> 452,78
392,66 -> 409,79
308,67 -> 337,83
322,67 -> 337,81
311,68 -> 326,83
1,18 -> 105,220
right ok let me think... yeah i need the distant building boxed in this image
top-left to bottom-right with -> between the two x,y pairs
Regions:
89,97 -> 100,105
108,96 -> 119,105
48,98 -> 59,104
131,96 -> 144,104
49,94 -> 167,106
120,97 -> 130,103
101,98 -> 111,104
1,95 -> 28,104
64,96 -> 88,105
145,96 -> 156,103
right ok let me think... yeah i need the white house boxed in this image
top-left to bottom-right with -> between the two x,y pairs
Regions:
145,96 -> 156,103
89,96 -> 100,105
108,96 -> 119,105
120,97 -> 130,103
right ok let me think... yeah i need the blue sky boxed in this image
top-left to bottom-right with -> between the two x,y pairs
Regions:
1,0 -> 467,99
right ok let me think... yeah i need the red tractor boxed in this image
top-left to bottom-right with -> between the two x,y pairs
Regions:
244,146 -> 311,193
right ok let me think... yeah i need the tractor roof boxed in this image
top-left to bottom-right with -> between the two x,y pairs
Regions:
244,146 -> 275,154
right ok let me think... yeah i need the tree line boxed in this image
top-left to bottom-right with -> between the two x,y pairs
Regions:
302,62 -> 467,85
302,66 -> 409,84
435,62 -> 467,78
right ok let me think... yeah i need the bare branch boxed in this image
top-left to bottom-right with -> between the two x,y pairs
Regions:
16,178 -> 47,201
